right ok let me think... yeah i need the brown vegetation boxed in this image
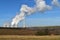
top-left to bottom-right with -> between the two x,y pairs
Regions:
0,26 -> 60,35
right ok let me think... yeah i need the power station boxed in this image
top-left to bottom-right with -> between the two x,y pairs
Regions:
2,0 -> 60,28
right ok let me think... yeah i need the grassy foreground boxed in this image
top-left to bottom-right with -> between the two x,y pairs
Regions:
0,35 -> 60,40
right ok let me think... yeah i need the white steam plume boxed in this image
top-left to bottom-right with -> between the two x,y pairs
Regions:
35,0 -> 52,12
11,0 -> 51,27
52,0 -> 60,7
11,5 -> 35,26
11,12 -> 25,26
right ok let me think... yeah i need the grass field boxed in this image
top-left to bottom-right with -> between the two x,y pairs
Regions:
0,35 -> 60,40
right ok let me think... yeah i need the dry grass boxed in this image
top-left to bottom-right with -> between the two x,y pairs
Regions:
0,35 -> 60,40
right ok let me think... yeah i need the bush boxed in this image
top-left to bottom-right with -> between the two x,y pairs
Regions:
36,28 -> 48,35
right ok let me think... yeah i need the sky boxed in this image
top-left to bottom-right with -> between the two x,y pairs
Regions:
0,0 -> 60,27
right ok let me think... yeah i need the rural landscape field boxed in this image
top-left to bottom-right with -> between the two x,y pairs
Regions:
0,0 -> 60,40
0,26 -> 60,40
0,35 -> 60,40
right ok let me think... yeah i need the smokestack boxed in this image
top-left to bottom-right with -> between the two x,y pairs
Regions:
3,22 -> 10,27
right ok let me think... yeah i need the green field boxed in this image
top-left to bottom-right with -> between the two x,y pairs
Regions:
0,35 -> 60,40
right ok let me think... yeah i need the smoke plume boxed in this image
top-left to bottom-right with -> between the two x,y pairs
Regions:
11,0 -> 52,27
52,0 -> 60,7
35,0 -> 52,12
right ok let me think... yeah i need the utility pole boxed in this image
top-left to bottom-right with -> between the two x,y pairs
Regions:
23,14 -> 26,28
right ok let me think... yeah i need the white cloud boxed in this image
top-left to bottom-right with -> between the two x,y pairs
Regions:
35,0 -> 52,12
52,0 -> 60,7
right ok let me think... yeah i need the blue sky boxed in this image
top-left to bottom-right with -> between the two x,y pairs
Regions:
0,0 -> 60,27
